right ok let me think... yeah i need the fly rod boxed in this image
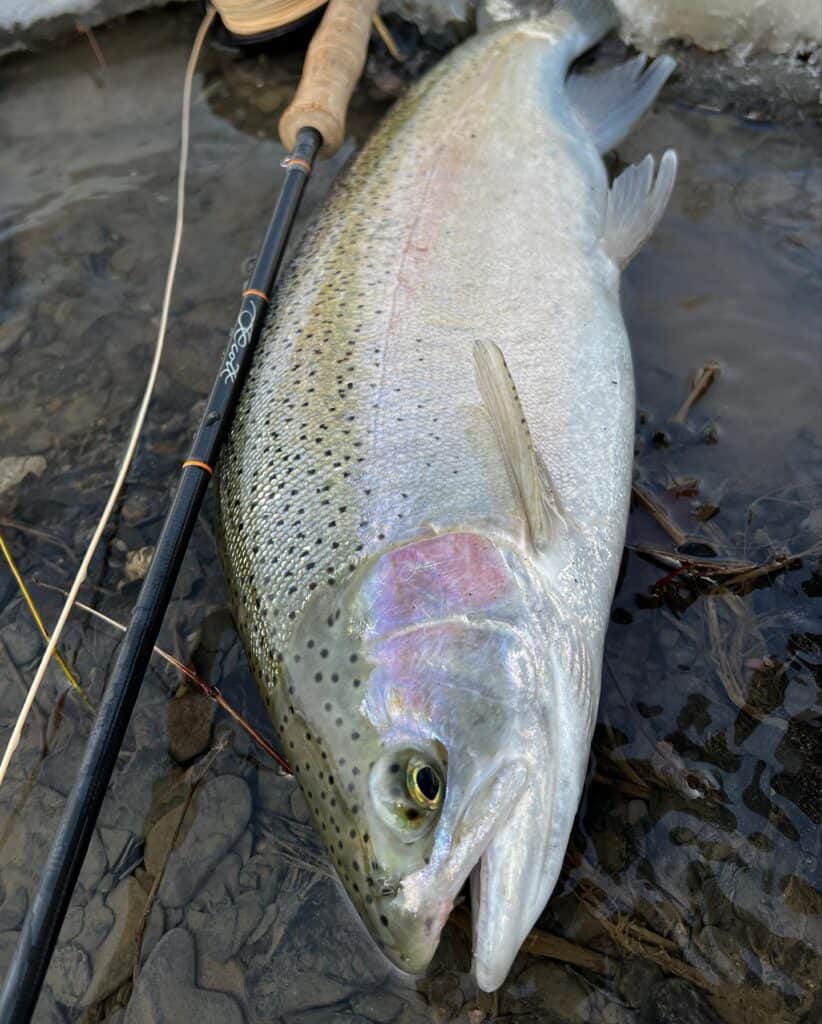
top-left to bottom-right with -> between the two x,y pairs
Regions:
0,1 -> 378,1019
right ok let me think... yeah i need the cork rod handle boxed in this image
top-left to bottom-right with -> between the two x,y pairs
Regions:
279,0 -> 380,157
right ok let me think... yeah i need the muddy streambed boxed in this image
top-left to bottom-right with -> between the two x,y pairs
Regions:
0,6 -> 820,1023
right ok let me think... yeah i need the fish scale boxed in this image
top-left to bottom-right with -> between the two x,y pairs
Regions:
217,0 -> 677,990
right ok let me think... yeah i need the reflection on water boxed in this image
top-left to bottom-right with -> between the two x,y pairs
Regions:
0,7 -> 819,1023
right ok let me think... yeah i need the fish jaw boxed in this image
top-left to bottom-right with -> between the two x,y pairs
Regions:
470,665 -> 594,991
381,757 -> 528,974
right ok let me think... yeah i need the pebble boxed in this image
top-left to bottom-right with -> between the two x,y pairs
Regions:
508,961 -> 591,1022
349,990 -> 404,1022
0,455 -> 46,497
627,798 -> 648,824
100,827 -> 135,872
616,957 -> 664,1009
650,979 -> 722,1024
125,928 -> 244,1024
149,775 -> 252,907
74,891 -> 114,955
167,692 -> 214,763
124,545 -> 154,583
0,885 -> 27,932
0,619 -> 41,668
47,942 -> 92,1005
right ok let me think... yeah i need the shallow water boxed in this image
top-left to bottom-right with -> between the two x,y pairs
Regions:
0,7 -> 820,1023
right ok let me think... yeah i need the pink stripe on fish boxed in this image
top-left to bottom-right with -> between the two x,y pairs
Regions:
366,532 -> 512,635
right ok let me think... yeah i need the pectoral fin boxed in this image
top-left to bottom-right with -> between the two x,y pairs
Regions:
473,339 -> 567,554
603,149 -> 677,267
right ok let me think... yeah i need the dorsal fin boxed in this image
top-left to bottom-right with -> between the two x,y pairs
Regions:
567,54 -> 677,155
473,340 -> 567,554
603,149 -> 677,267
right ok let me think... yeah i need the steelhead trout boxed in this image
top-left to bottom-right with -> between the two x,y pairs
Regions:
217,0 -> 676,990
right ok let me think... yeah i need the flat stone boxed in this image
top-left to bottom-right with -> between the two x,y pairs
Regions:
81,876 -> 163,1007
151,776 -> 252,908
124,928 -> 244,1024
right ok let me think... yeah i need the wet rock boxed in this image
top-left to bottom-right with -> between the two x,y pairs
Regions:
350,990 -> 404,1022
256,772 -> 296,817
47,942 -> 92,1005
103,749 -> 176,830
247,965 -> 352,1021
0,310 -> 28,354
167,692 -> 214,763
0,884 -> 27,932
188,887 -> 262,963
616,957 -> 664,1009
150,776 -> 252,907
627,798 -> 648,824
81,877 -> 163,1007
0,619 -> 41,667
0,455 -> 47,497
125,928 -> 244,1024
79,829 -> 110,894
75,891 -> 115,954
509,961 -> 590,1022
646,979 -> 722,1024
290,786 -> 311,823
100,827 -> 135,872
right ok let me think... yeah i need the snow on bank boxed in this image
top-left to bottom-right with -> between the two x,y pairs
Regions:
612,0 -> 821,57
382,0 -> 821,56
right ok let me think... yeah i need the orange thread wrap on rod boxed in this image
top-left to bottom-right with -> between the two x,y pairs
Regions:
279,0 -> 380,156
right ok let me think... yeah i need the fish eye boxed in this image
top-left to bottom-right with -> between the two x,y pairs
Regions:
406,758 -> 443,810
369,747 -> 446,842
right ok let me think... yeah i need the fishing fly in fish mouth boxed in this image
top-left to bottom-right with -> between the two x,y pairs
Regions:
218,0 -> 677,992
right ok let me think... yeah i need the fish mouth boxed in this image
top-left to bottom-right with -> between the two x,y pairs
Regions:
380,759 -> 527,976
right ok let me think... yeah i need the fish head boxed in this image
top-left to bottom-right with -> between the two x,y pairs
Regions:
275,531 -> 593,987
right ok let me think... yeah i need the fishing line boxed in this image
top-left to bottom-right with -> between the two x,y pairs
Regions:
0,5 -> 217,790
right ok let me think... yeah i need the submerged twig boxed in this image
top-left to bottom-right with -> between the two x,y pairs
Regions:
0,517 -> 75,559
703,594 -> 788,731
576,883 -> 716,993
372,13 -> 405,61
0,531 -> 90,706
36,582 -> 290,773
450,905 -> 612,976
632,485 -> 687,547
672,360 -> 720,423
76,21 -> 107,70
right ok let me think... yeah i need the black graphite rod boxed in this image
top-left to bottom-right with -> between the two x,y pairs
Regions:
0,126 -> 322,1024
